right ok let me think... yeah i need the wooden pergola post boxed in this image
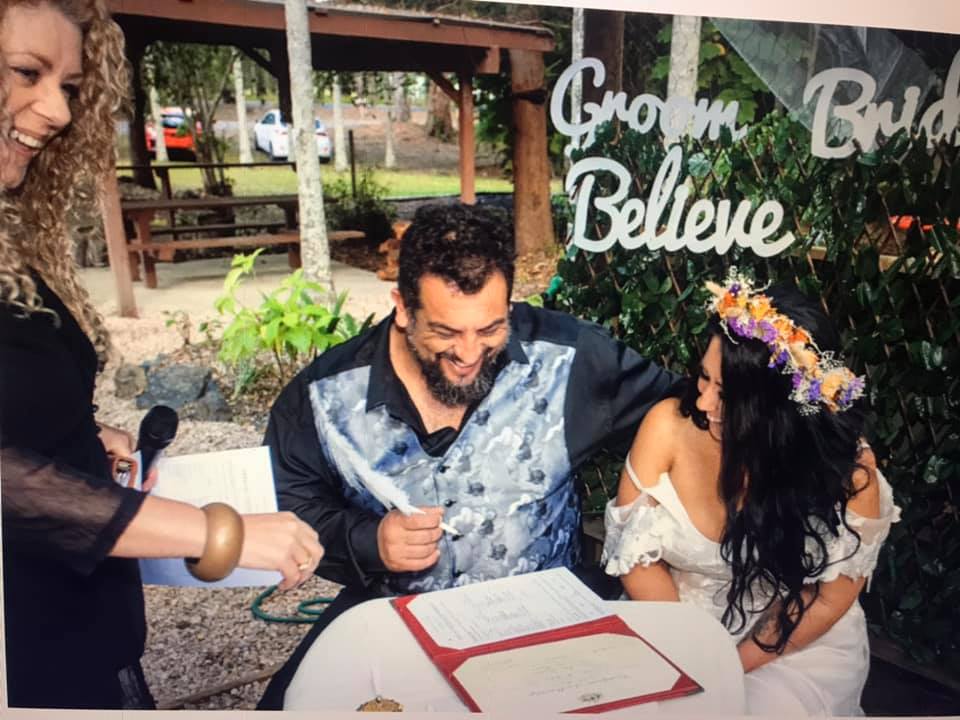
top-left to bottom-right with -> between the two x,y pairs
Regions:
458,73 -> 476,205
101,165 -> 138,318
509,49 -> 553,256
125,35 -> 156,190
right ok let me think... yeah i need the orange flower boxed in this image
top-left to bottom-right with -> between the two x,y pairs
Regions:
719,294 -> 738,313
821,372 -> 844,399
749,296 -> 772,320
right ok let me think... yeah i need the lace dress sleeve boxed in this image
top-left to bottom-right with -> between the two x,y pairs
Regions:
806,470 -> 901,588
601,492 -> 674,576
1,445 -> 147,575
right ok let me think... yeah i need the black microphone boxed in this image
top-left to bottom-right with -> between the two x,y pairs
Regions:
137,405 -> 179,481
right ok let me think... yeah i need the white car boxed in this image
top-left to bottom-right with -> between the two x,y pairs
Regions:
253,109 -> 332,163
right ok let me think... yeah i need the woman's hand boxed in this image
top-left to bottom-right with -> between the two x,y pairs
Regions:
98,422 -> 159,491
98,422 -> 135,457
239,512 -> 324,591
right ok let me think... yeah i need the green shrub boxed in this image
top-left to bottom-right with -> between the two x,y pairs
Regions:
325,168 -> 397,244
214,249 -> 373,389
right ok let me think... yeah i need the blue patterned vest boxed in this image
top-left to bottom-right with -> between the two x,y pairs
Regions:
308,339 -> 579,594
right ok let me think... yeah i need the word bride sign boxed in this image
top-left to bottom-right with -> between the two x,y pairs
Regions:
552,51 -> 960,257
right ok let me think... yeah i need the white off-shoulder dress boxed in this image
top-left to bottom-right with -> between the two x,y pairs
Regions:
602,459 -> 900,716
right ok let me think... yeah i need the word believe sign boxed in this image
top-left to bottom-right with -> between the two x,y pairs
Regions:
551,51 -> 960,257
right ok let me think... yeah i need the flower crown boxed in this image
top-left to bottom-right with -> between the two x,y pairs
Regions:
704,269 -> 866,415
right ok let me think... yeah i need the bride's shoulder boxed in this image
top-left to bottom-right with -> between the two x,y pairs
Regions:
627,398 -> 684,465
646,396 -> 685,427
848,441 -> 881,519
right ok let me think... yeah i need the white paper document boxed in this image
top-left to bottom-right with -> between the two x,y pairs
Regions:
406,567 -> 610,649
453,633 -> 681,714
139,446 -> 282,588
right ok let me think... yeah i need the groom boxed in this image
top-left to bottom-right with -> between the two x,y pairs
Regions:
259,203 -> 678,707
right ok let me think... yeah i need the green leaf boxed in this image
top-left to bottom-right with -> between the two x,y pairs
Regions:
923,456 -> 947,485
286,325 -> 312,355
262,317 -> 281,345
688,153 -> 712,178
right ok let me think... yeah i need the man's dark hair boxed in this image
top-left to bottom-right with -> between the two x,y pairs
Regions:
398,203 -> 515,313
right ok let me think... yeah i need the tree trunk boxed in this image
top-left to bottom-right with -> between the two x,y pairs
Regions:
666,16 -> 702,141
582,10 -> 624,107
284,0 -> 332,289
333,75 -> 347,172
384,73 -> 397,168
234,57 -> 253,163
426,80 -> 454,141
148,83 -> 168,163
568,7 -> 585,159
510,49 -> 554,258
395,74 -> 411,122
423,75 -> 433,129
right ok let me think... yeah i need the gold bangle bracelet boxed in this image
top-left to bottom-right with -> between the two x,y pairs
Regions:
184,502 -> 244,582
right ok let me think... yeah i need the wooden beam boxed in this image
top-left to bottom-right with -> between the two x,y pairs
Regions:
458,73 -> 475,205
426,71 -> 458,104
477,46 -> 500,75
107,0 -> 554,52
238,45 -> 273,74
272,41 -> 292,123
509,49 -> 553,256
101,165 -> 138,318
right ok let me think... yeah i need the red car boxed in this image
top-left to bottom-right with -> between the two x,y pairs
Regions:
146,107 -> 199,159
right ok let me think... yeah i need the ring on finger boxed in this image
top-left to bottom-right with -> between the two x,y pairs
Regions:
298,561 -> 311,571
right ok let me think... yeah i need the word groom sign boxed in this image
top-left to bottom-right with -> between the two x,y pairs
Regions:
552,51 -> 960,257
551,58 -> 794,257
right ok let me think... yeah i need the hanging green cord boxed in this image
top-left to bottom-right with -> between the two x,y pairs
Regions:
251,585 -> 336,624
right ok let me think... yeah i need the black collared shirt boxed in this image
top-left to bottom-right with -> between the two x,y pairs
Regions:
265,303 -> 679,589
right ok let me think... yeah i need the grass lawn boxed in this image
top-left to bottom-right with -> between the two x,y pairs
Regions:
118,164 -> 517,198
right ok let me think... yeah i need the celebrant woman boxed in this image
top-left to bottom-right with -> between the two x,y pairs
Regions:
602,270 -> 898,715
0,0 -> 323,709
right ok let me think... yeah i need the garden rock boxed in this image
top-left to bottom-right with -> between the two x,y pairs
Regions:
180,381 -> 233,422
114,362 -> 147,399
136,364 -> 211,410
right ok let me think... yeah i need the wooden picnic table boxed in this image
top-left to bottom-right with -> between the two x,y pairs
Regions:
121,193 -> 363,289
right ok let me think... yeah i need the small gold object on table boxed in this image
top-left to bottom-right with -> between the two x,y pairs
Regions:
356,696 -> 403,712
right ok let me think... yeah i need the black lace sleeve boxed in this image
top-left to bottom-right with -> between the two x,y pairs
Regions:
0,445 -> 147,575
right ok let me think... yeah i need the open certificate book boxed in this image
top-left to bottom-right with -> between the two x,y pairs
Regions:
391,567 -> 702,713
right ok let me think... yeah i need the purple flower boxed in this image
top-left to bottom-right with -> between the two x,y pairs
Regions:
791,372 -> 804,389
759,321 -> 778,344
838,376 -> 865,407
807,380 -> 822,402
778,349 -> 790,367
728,316 -> 747,337
730,283 -> 741,296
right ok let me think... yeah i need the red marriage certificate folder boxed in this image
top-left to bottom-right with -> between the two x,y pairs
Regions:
391,569 -> 702,714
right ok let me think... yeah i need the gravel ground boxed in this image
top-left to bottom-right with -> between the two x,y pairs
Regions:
95,315 -> 343,710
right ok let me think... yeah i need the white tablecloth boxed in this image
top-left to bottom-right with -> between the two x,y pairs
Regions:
284,598 -> 746,715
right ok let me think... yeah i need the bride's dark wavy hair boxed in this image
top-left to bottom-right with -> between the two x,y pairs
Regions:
679,282 -> 866,655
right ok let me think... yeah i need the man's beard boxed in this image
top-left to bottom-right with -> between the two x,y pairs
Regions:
404,327 -> 507,407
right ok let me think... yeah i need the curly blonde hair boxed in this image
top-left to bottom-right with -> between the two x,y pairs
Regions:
0,0 -> 129,366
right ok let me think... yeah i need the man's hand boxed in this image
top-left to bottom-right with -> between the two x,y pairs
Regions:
377,506 -> 443,572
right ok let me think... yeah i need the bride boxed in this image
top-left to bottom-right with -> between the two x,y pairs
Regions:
602,270 -> 899,715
